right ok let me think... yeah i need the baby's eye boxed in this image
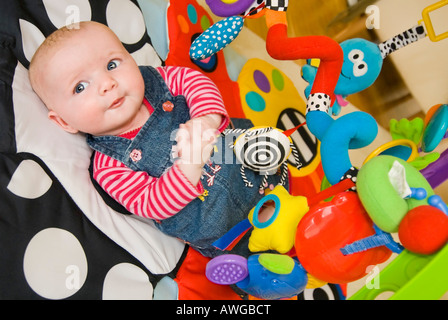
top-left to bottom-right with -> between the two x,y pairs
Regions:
74,81 -> 89,94
107,60 -> 120,70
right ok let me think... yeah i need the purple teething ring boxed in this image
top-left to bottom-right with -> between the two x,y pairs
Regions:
205,0 -> 255,17
206,254 -> 248,285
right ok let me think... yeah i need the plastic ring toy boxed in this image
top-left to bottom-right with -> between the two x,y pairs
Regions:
251,193 -> 281,229
363,139 -> 419,165
420,0 -> 448,42
422,104 -> 448,152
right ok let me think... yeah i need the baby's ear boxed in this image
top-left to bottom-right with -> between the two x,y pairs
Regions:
48,111 -> 79,134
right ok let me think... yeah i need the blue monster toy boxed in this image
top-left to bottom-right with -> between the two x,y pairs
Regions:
302,38 -> 383,116
306,109 -> 378,186
302,39 -> 382,186
302,25 -> 427,186
303,25 -> 427,116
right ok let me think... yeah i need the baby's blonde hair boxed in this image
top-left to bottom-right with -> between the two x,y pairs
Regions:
29,21 -> 111,104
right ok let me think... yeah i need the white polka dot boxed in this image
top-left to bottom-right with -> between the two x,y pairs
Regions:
42,0 -> 92,29
153,276 -> 178,300
7,160 -> 52,199
102,263 -> 153,300
19,19 -> 45,63
106,0 -> 146,45
23,228 -> 88,300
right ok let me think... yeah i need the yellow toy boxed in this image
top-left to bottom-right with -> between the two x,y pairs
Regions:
247,185 -> 309,254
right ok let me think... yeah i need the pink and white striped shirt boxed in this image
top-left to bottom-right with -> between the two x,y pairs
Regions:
92,66 -> 230,220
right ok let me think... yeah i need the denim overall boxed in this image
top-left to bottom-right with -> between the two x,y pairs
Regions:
87,66 -> 285,258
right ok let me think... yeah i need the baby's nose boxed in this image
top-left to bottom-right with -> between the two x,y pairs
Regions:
100,76 -> 118,94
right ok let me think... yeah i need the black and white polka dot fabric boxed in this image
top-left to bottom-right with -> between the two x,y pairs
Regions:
378,25 -> 427,59
340,166 -> 359,191
306,93 -> 331,114
0,0 -> 186,300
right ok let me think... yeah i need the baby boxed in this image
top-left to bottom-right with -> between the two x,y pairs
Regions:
29,21 -> 285,259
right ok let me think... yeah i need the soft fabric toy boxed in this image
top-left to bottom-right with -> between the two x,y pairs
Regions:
398,204 -> 448,255
302,25 -> 427,115
247,185 -> 309,254
306,110 -> 378,186
302,39 -> 383,116
222,125 -> 303,192
356,156 -> 435,233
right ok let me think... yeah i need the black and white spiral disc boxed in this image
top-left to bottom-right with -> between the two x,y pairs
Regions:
234,128 -> 291,174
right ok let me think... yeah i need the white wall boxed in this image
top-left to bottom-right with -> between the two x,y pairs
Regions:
375,0 -> 448,113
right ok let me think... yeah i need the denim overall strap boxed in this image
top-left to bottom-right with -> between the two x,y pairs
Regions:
86,66 -> 190,178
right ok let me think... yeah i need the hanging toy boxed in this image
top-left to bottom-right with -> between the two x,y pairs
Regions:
195,0 -> 344,112
190,3 -> 265,60
189,15 -> 244,60
303,0 -> 448,116
222,123 -> 304,192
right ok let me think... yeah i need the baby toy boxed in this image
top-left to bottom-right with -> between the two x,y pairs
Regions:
206,253 -> 308,300
398,204 -> 448,255
422,104 -> 448,152
302,25 -> 426,116
247,185 -> 309,254
357,156 -> 435,233
340,224 -> 404,256
303,0 -> 448,115
306,109 -> 378,186
357,155 -> 448,256
200,0 -> 448,299
364,116 -> 440,171
207,178 -> 357,299
192,0 -> 344,113
294,190 -> 393,284
221,124 -> 303,192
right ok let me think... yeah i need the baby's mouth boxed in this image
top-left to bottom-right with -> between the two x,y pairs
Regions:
109,97 -> 125,109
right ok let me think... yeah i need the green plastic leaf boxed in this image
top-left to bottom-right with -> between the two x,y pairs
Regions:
389,118 -> 424,144
410,152 -> 440,170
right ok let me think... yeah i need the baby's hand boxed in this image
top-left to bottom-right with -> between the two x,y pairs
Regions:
176,114 -> 221,167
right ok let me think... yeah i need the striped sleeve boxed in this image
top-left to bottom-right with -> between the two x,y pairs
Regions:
157,66 -> 230,132
93,152 -> 204,220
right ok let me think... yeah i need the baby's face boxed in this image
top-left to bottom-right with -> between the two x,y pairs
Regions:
37,23 -> 145,136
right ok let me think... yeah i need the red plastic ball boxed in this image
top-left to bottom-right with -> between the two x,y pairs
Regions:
398,205 -> 448,255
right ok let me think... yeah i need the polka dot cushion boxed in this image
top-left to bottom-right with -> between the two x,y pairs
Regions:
0,0 -> 187,300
